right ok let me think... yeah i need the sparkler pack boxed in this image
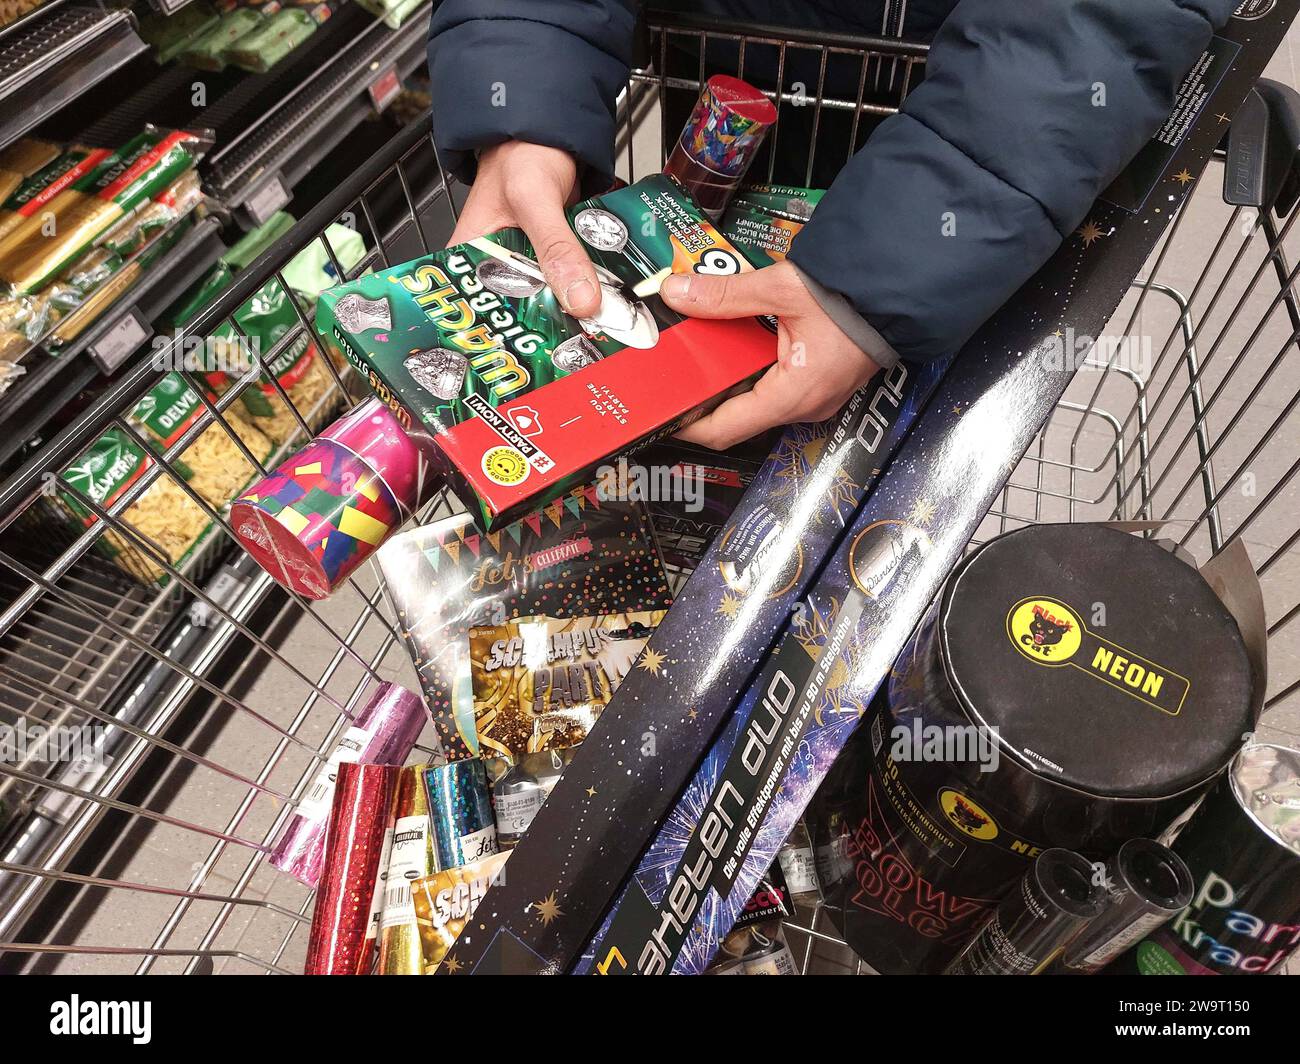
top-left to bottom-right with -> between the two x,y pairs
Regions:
436,2 -> 1293,975
318,174 -> 777,530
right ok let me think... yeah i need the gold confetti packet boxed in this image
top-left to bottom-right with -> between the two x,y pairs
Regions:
470,611 -> 664,762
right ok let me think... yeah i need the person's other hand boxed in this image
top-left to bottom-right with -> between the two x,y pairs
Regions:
448,141 -> 601,317
660,261 -> 881,448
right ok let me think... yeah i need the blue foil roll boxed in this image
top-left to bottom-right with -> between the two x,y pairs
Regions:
425,760 -> 498,870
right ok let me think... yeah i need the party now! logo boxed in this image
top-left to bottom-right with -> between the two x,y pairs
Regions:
49,996 -> 152,1044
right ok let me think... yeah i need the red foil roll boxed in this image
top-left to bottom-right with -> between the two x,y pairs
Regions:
305,762 -> 399,975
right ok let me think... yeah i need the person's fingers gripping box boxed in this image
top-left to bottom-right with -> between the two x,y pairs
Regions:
317,175 -> 777,530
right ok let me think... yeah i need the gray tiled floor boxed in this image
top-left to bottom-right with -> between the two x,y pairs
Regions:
21,22 -> 1300,976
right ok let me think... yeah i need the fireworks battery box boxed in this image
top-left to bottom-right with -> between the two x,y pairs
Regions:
812,523 -> 1256,974
632,431 -> 778,567
576,8 -> 1288,976
438,352 -> 954,974
317,174 -> 777,530
432,3 -> 1292,976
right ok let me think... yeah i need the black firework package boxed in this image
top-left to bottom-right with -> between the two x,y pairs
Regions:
1110,742 -> 1300,975
431,4 -> 1294,977
809,523 -> 1255,974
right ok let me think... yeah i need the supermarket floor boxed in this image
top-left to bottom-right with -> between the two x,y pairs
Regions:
18,31 -> 1300,974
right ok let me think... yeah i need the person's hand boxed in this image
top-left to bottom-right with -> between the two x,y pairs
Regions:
448,141 -> 601,317
660,260 -> 881,448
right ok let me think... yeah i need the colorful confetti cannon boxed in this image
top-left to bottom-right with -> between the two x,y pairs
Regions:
664,74 -> 778,219
230,398 -> 440,599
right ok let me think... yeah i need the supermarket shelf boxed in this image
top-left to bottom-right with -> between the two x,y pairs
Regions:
0,120 -> 450,951
0,215 -> 227,471
0,3 -> 148,152
202,2 -> 430,224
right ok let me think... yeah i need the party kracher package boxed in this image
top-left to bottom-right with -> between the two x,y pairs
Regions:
318,175 -> 776,530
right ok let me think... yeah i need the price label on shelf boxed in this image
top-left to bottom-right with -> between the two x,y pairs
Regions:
368,67 -> 401,115
245,174 -> 290,227
89,308 -> 150,374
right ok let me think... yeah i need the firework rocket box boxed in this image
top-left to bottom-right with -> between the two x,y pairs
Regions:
317,175 -> 777,530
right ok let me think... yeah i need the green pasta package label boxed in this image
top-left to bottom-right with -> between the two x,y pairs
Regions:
317,174 -> 777,529
470,611 -> 665,762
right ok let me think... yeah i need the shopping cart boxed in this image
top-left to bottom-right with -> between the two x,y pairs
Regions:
0,11 -> 1298,976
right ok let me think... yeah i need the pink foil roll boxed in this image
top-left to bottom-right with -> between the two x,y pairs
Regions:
270,682 -> 428,887
305,762 -> 399,975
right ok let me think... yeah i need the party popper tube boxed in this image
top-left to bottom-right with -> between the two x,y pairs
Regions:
270,681 -> 428,887
664,74 -> 777,219
424,759 -> 498,871
305,762 -> 399,975
230,398 -> 441,599
377,764 -> 438,974
0,128 -> 205,294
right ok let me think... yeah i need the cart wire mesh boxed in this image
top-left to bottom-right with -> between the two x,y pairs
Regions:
0,14 -> 1297,975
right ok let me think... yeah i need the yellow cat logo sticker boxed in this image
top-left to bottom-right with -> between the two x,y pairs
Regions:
939,789 -> 999,841
1005,596 -> 1189,716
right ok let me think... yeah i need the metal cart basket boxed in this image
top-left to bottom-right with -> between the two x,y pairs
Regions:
0,12 -> 1298,975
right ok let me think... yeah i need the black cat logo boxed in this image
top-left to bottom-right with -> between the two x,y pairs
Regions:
1026,613 -> 1068,649
1007,598 -> 1084,665
947,796 -> 989,834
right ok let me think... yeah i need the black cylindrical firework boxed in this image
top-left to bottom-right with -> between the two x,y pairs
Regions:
946,849 -> 1105,975
1109,743 -> 1300,975
1056,838 -> 1193,974
808,524 -> 1255,974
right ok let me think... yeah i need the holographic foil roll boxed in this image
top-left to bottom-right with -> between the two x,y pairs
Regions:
664,74 -> 777,219
425,759 -> 498,871
305,762 -> 399,975
378,765 -> 438,974
270,682 -> 428,887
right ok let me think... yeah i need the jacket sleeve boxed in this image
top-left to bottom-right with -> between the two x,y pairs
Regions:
788,0 -> 1239,364
428,0 -> 637,187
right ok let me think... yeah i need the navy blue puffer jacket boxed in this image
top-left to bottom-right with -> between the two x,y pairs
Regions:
428,0 -> 1238,365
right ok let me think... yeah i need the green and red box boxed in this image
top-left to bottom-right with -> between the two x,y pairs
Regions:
317,175 -> 776,530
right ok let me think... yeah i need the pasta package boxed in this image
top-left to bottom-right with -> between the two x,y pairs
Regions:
130,371 -> 274,509
0,138 -> 62,205
51,428 -> 215,585
0,127 -> 207,294
209,276 -> 341,444
469,611 -> 664,762
0,145 -> 112,243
